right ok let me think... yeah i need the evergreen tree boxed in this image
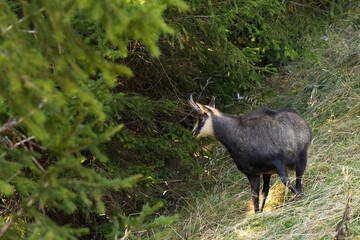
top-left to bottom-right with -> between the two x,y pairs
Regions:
1,0 -> 355,239
0,0 -> 184,239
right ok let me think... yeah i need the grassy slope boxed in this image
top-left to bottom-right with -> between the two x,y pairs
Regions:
167,22 -> 360,239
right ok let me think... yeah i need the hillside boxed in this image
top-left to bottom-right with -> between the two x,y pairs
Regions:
167,21 -> 360,239
0,2 -> 359,239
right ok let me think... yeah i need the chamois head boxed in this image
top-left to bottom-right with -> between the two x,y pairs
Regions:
188,94 -> 217,138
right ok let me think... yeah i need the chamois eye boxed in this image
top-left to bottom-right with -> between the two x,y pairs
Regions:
200,115 -> 207,122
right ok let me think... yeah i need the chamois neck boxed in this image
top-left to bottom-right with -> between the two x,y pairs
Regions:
212,114 -> 241,144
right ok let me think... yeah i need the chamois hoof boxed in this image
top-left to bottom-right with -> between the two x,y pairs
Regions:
295,193 -> 305,201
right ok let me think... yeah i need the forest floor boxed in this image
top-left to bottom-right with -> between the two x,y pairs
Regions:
166,20 -> 360,239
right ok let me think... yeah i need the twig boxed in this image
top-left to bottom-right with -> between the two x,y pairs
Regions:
20,30 -> 37,34
335,170 -> 352,240
0,208 -> 23,238
0,204 -> 8,209
0,136 -> 13,148
0,118 -> 24,133
120,229 -> 132,240
2,8 -> 45,34
0,218 -> 14,238
155,180 -> 184,184
288,1 -> 329,14
198,77 -> 213,99
12,136 -> 35,149
156,58 -> 182,102
173,9 -> 235,21
31,156 -> 45,172
0,98 -> 46,134
1,124 -> 46,172
179,77 -> 213,123
12,128 -> 45,150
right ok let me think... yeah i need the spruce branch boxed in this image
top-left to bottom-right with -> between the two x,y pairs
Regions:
2,7 -> 45,34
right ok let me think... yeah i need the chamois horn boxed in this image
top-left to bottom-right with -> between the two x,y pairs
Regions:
189,93 -> 203,114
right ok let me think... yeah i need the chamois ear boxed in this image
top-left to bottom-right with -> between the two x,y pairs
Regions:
197,103 -> 210,114
208,96 -> 215,108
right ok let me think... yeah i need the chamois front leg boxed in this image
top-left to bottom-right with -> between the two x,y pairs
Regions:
247,175 -> 261,213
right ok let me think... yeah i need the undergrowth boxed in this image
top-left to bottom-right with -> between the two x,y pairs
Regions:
164,20 -> 360,239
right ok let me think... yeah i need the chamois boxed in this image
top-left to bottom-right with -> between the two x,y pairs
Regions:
189,95 -> 312,212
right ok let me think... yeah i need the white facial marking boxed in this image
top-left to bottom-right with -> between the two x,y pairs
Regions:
192,120 -> 199,133
196,114 -> 214,138
192,103 -> 219,138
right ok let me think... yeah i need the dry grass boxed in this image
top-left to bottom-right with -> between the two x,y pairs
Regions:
165,22 -> 360,239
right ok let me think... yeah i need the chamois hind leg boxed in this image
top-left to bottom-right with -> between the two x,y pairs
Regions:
275,164 -> 300,195
247,175 -> 261,213
259,174 -> 271,212
295,150 -> 308,196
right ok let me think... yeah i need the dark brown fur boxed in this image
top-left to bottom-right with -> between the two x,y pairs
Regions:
190,97 -> 312,213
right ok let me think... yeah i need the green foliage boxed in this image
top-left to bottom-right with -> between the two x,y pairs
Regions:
104,202 -> 177,239
120,0 -> 356,105
172,0 -> 286,90
0,0 -> 184,239
1,0 -> 358,239
107,94 -> 202,174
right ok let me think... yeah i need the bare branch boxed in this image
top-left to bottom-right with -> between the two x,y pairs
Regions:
2,8 -> 45,34
0,98 -> 47,134
0,204 -> 7,209
179,77 -> 213,123
156,58 -> 182,102
0,118 -> 24,133
0,99 -> 48,173
198,77 -> 213,99
120,229 -> 132,240
0,209 -> 23,238
0,218 -> 14,238
12,136 -> 35,149
31,156 -> 45,172
12,128 -> 45,150
20,30 -> 37,34
0,136 -> 13,148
